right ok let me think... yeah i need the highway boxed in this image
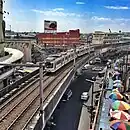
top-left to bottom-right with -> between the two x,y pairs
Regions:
46,66 -> 99,130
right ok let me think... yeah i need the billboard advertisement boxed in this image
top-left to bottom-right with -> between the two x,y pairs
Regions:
44,20 -> 57,31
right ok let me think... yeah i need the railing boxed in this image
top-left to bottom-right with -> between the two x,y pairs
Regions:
92,67 -> 108,130
0,54 -> 12,62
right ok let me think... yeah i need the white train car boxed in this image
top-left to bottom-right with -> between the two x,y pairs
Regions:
45,52 -> 74,72
45,46 -> 94,73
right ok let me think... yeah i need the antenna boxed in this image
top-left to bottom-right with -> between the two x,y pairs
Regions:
109,29 -> 111,33
9,24 -> 11,31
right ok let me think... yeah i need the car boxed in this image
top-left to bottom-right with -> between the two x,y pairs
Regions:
62,89 -> 72,102
81,92 -> 89,101
89,60 -> 94,65
92,67 -> 102,71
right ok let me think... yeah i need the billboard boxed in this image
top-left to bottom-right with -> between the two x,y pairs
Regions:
44,20 -> 57,31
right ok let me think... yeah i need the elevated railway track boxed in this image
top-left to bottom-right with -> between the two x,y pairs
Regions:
0,51 -> 94,130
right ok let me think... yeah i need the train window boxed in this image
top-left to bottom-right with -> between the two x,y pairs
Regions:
0,70 -> 2,75
56,60 -> 61,65
53,63 -> 56,69
61,58 -> 64,63
65,57 -> 68,60
95,58 -> 101,63
45,62 -> 53,68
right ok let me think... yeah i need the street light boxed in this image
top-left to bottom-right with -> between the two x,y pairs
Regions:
85,77 -> 105,128
73,44 -> 76,71
85,76 -> 112,129
85,77 -> 96,129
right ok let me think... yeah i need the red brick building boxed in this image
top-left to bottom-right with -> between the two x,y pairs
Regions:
36,29 -> 80,46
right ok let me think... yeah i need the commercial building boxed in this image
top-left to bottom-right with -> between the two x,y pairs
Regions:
92,31 -> 123,45
36,29 -> 80,47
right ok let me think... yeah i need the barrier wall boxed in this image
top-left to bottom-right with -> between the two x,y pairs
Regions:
92,68 -> 108,130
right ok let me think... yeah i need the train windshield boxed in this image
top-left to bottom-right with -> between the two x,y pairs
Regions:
45,62 -> 53,68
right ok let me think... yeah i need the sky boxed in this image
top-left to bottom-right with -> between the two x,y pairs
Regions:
4,0 -> 130,33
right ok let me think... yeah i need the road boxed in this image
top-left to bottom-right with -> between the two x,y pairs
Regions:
45,67 -> 99,130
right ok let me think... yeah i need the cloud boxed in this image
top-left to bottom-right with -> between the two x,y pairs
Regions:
91,16 -> 112,21
116,18 -> 130,22
120,23 -> 125,26
31,9 -> 81,17
76,2 -> 85,5
52,8 -> 64,11
104,6 -> 129,10
91,16 -> 130,23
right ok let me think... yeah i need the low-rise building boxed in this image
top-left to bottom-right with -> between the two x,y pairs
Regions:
36,29 -> 80,47
92,31 -> 123,45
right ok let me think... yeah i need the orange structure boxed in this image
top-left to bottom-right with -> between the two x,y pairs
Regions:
36,29 -> 80,46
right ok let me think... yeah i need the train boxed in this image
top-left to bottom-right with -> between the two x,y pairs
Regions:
45,46 -> 94,73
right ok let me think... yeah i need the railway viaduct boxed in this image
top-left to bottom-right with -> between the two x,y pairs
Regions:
0,43 -> 130,130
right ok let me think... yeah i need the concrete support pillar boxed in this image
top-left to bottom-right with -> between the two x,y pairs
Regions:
23,42 -> 32,62
0,0 -> 5,56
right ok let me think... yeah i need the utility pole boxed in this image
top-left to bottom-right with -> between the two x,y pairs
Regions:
9,24 -> 11,31
85,77 -> 96,129
90,82 -> 94,129
124,51 -> 129,89
122,56 -> 125,82
39,62 -> 44,114
73,44 -> 76,71
87,34 -> 91,56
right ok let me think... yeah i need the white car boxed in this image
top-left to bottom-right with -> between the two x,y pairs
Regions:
81,92 -> 89,101
89,60 -> 94,65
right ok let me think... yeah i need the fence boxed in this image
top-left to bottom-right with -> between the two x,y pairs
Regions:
92,67 -> 108,130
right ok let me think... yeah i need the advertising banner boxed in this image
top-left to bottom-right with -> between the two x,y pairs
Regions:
44,20 -> 57,31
